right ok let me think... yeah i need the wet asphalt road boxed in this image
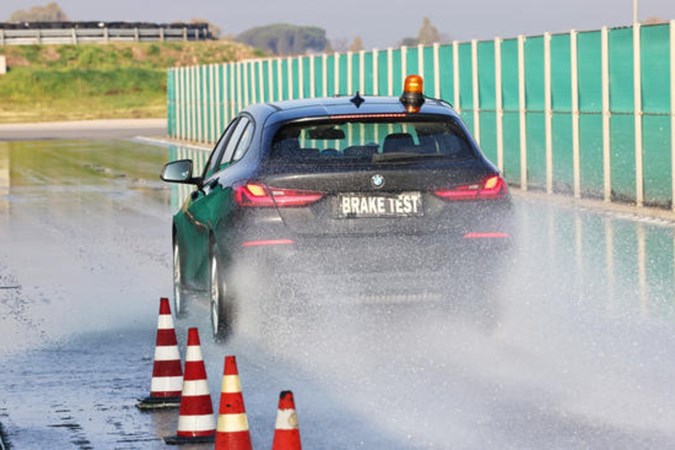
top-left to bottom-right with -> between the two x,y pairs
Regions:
1,137 -> 675,449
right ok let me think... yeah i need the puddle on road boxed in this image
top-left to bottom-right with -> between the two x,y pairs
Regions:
1,138 -> 675,448
0,139 -> 169,209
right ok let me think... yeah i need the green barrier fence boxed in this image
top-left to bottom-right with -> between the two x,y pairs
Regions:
167,22 -> 675,211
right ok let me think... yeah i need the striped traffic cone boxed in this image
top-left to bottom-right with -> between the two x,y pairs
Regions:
136,297 -> 183,410
164,327 -> 216,445
215,356 -> 252,450
272,391 -> 302,450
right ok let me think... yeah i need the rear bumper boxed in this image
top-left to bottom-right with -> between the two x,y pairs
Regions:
229,233 -> 512,298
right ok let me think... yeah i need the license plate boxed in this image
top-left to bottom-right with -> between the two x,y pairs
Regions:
337,192 -> 423,218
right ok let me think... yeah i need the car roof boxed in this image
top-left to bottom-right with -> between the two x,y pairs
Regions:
243,95 -> 460,126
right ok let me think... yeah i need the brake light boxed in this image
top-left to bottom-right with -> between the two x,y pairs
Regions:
241,239 -> 295,247
463,232 -> 510,239
233,182 -> 325,207
432,175 -> 508,201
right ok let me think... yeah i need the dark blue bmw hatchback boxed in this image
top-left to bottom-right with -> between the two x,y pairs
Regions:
162,75 -> 512,339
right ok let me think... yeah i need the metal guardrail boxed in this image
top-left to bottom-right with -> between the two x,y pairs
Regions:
0,26 -> 208,45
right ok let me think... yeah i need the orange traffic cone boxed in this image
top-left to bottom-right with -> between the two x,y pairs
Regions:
215,355 -> 252,450
164,327 -> 215,445
272,391 -> 302,450
137,297 -> 183,410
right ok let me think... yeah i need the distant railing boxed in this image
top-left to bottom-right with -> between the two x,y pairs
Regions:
0,22 -> 211,45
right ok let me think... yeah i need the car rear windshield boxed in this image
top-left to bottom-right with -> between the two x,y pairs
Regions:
269,116 -> 477,165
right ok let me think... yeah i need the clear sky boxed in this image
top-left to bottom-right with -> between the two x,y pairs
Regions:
1,0 -> 674,49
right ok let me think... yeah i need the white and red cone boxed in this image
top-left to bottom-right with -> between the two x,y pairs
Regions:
272,390 -> 302,450
136,297 -> 183,410
164,327 -> 215,445
215,355 -> 253,450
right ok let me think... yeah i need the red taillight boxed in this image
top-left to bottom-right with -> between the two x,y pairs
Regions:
463,232 -> 510,239
241,239 -> 295,247
233,182 -> 325,207
432,175 -> 508,201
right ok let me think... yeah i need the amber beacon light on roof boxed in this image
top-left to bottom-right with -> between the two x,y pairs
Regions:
399,74 -> 425,113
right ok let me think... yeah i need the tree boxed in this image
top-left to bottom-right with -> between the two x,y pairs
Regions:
398,17 -> 443,47
399,36 -> 419,47
328,38 -> 349,52
349,36 -> 364,52
236,24 -> 328,56
642,17 -> 667,25
418,17 -> 440,45
9,2 -> 68,22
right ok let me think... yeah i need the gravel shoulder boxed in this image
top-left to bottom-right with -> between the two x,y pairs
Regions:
0,118 -> 167,141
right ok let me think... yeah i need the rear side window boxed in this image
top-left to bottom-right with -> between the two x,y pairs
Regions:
269,117 -> 476,165
221,117 -> 251,166
232,121 -> 254,162
203,119 -> 238,179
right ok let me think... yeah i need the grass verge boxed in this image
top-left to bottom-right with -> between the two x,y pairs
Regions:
0,41 -> 259,123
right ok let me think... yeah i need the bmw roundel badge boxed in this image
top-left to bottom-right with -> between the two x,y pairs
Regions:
371,174 -> 385,189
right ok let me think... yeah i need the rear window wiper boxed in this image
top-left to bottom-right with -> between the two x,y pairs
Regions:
372,152 -> 453,163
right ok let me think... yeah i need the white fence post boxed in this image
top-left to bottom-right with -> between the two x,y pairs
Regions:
471,39 -> 480,144
634,23 -> 644,207
544,32 -> 553,194
188,66 -> 195,142
671,20 -> 675,211
276,58 -> 282,101
518,34 -> 528,190
359,50 -> 365,93
249,60 -> 256,105
453,41 -> 460,112
209,64 -> 215,141
258,60 -> 264,103
495,37 -> 504,173
602,27 -> 612,203
174,68 -> 181,140
334,52 -> 340,96
433,43 -> 440,99
231,63 -> 237,119
571,30 -> 581,198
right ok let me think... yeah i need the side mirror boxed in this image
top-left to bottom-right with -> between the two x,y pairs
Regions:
160,159 -> 202,185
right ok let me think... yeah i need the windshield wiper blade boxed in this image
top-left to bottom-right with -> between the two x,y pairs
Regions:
372,152 -> 449,163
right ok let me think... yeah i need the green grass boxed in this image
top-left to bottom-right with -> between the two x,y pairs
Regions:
0,41 -> 259,123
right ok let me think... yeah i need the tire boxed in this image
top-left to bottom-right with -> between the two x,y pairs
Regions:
209,243 -> 233,341
173,241 -> 186,317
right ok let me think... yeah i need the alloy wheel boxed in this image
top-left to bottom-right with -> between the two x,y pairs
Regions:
210,252 -> 222,338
